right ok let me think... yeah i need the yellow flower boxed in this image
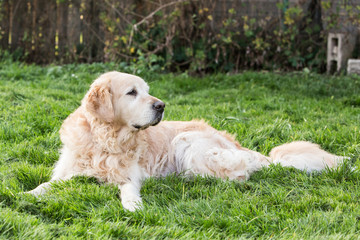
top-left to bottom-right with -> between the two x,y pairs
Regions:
121,36 -> 127,44
284,16 -> 294,25
130,47 -> 135,54
243,23 -> 249,31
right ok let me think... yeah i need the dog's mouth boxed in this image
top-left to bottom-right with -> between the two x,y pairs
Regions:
132,113 -> 163,130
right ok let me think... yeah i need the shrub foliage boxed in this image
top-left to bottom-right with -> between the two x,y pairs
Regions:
1,0 -> 359,73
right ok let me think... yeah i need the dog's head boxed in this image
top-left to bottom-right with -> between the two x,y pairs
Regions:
83,71 -> 165,130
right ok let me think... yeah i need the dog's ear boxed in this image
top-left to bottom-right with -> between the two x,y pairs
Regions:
84,84 -> 114,122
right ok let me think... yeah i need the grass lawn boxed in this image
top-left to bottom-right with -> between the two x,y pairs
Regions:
0,61 -> 360,239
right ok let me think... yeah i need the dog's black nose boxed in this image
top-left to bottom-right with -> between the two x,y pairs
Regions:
153,101 -> 165,113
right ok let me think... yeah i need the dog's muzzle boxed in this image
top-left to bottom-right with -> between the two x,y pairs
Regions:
152,101 -> 165,114
150,100 -> 165,127
133,101 -> 165,130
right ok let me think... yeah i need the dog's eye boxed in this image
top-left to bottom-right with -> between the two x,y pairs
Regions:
126,89 -> 137,96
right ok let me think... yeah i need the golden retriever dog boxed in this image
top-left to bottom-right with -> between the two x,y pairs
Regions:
26,71 -> 346,211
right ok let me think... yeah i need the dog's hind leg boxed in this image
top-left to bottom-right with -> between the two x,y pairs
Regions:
203,147 -> 266,180
172,131 -> 269,181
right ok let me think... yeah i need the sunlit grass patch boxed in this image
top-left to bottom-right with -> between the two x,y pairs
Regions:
0,61 -> 359,238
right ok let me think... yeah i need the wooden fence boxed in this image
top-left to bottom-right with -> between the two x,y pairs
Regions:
0,0 -> 107,63
0,0 -> 358,64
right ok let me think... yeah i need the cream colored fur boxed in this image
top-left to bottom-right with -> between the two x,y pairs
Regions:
25,71 -> 346,211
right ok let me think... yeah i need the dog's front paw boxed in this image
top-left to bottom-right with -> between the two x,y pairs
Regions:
23,189 -> 41,196
22,182 -> 52,196
121,196 -> 142,212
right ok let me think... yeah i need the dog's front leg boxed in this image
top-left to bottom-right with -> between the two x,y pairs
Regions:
25,181 -> 53,196
119,181 -> 142,211
24,173 -> 75,196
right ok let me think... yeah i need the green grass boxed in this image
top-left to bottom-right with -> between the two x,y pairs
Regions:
0,61 -> 360,239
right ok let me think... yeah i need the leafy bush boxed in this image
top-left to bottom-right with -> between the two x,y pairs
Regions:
1,0 -> 359,73
100,0 -> 359,74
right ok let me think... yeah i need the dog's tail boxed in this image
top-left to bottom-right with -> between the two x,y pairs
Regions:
267,141 -> 347,172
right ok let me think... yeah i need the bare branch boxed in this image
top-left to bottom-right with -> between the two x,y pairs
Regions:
133,0 -> 190,31
128,0 -> 191,48
103,0 -> 132,26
